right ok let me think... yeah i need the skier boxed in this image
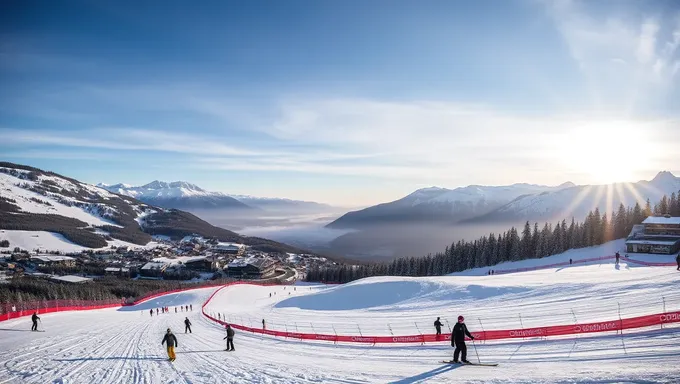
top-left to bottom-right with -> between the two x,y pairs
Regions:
434,317 -> 443,336
262,319 -> 266,330
615,252 -> 620,265
190,304 -> 193,311
175,307 -> 177,313
184,317 -> 192,333
224,324 -> 235,351
451,315 -> 474,364
150,309 -> 153,317
676,254 -> 680,271
156,308 -> 159,315
569,258 -> 572,265
31,312 -> 40,331
161,328 -> 178,362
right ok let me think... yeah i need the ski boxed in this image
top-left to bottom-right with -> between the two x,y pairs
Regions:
441,361 -> 498,366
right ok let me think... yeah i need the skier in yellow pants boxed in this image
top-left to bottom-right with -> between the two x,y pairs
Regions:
161,328 -> 178,361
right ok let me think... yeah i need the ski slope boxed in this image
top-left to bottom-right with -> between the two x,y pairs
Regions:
1,261 -> 679,382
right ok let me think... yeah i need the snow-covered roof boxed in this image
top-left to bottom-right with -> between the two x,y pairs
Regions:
32,255 -> 75,262
105,267 -> 130,272
643,216 -> 680,225
49,275 -> 92,283
215,242 -> 245,250
625,239 -> 680,246
227,256 -> 274,269
141,262 -> 169,270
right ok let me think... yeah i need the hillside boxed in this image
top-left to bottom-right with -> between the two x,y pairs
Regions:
0,162 -> 313,255
327,182 -> 574,229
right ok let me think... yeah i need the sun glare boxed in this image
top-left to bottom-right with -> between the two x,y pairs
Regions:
558,121 -> 654,184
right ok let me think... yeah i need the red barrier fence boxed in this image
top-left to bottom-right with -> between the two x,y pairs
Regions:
202,284 -> 680,345
625,258 -> 677,267
1,299 -> 123,322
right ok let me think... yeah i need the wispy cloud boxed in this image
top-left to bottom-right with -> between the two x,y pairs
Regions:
544,0 -> 680,110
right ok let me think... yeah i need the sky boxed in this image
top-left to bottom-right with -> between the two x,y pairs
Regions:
1,0 -> 680,207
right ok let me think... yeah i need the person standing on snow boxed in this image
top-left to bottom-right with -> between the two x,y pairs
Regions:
224,324 -> 235,351
616,252 -> 620,265
451,315 -> 474,364
434,317 -> 443,336
190,304 -> 193,311
161,328 -> 178,362
31,312 -> 40,331
262,319 -> 266,330
676,254 -> 680,271
184,317 -> 192,333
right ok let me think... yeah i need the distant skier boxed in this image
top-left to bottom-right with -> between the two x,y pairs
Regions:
175,307 -> 177,313
224,325 -> 235,351
615,252 -> 620,265
156,308 -> 159,315
31,312 -> 40,331
190,304 -> 193,311
676,254 -> 680,271
150,309 -> 153,317
161,328 -> 178,362
184,317 -> 192,333
569,258 -> 572,265
262,319 -> 266,330
451,315 -> 474,364
434,317 -> 443,336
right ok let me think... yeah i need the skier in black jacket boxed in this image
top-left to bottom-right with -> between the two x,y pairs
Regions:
224,324 -> 235,351
434,317 -> 443,335
451,315 -> 474,364
184,317 -> 192,333
162,328 -> 178,361
31,312 -> 40,331
676,254 -> 680,271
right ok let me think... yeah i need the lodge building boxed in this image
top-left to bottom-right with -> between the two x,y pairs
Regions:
625,215 -> 680,255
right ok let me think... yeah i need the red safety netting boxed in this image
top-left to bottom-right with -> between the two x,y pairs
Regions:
202,284 -> 680,344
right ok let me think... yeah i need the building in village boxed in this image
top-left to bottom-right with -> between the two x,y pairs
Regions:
224,256 -> 276,279
139,262 -> 170,278
213,242 -> 246,256
31,255 -> 76,267
625,215 -> 680,255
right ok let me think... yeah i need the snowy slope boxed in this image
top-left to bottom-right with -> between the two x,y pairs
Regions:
0,230 -> 163,253
468,171 -> 680,224
1,260 -> 678,383
0,171 -> 120,227
327,182 -> 575,229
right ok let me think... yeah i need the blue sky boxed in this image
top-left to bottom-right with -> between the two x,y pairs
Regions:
1,0 -> 680,206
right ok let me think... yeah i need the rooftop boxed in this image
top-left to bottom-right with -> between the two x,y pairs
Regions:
49,275 -> 92,283
31,255 -> 76,262
642,216 -> 680,225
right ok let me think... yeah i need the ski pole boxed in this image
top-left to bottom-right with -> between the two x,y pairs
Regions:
472,339 -> 481,363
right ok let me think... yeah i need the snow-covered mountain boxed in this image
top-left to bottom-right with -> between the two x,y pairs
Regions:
327,182 -> 575,229
98,181 -> 333,212
97,181 -> 252,210
0,162 -> 311,254
465,171 -> 680,225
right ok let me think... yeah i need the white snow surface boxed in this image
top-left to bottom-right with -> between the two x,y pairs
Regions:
0,230 -> 161,253
405,182 -> 574,206
1,250 -> 679,382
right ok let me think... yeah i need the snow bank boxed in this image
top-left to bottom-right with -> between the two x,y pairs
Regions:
0,230 -> 160,253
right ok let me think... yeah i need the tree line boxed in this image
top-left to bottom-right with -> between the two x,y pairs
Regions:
306,193 -> 680,283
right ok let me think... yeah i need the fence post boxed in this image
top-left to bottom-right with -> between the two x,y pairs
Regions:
414,322 -> 424,345
571,309 -> 579,339
357,324 -> 363,337
332,325 -> 338,345
617,303 -> 623,335
477,318 -> 486,344
445,319 -> 452,333
662,296 -> 666,329
310,322 -> 316,334
388,323 -> 394,336
519,313 -> 525,340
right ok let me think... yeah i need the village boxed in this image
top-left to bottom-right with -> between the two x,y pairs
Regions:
0,235 -> 336,285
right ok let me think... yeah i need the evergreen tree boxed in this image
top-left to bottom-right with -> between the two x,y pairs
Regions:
644,199 -> 653,218
532,223 -> 540,259
659,195 -> 670,215
670,192 -> 679,216
521,221 -> 532,259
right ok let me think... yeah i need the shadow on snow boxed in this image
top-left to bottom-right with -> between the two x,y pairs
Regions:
389,364 -> 460,384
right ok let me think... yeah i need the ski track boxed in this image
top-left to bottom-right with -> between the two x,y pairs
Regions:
0,264 -> 679,383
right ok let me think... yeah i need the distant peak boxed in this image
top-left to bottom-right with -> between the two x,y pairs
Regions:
652,171 -> 677,183
557,181 -> 576,189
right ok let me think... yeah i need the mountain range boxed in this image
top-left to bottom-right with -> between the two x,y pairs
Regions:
0,162 -> 313,255
327,172 -> 680,230
98,181 -> 333,212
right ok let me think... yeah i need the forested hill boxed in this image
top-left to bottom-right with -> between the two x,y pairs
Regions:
306,193 -> 679,283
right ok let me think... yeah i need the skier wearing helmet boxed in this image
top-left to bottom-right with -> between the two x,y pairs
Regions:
451,315 -> 474,364
162,328 -> 178,362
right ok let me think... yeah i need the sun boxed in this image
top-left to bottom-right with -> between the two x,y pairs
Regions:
557,121 -> 653,184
